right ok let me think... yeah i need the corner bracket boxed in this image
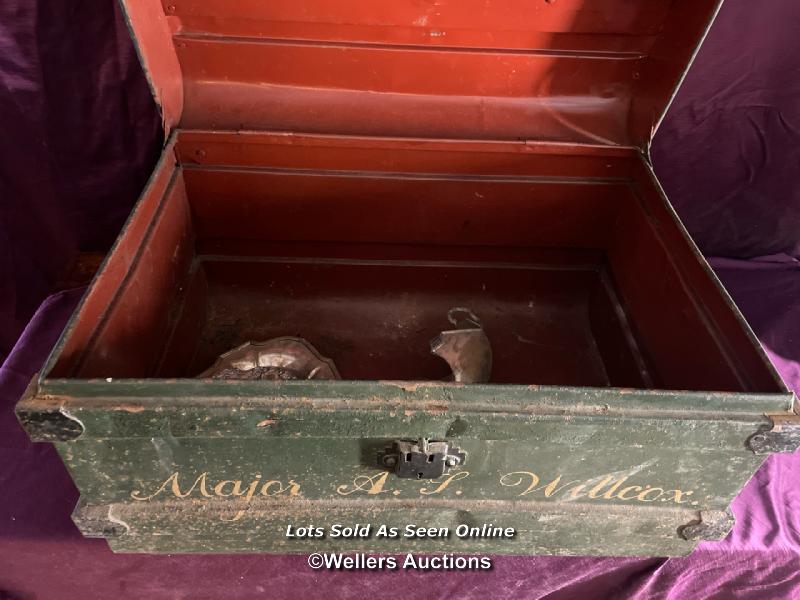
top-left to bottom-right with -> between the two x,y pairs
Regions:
678,509 -> 735,542
14,375 -> 84,442
72,499 -> 129,538
747,413 -> 800,455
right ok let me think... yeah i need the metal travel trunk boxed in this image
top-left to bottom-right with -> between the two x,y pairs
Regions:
16,0 -> 799,556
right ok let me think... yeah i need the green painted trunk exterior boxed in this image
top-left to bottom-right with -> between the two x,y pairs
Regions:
15,0 -> 800,559
19,379 -> 795,556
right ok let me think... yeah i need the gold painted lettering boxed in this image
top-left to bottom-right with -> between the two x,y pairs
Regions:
586,476 -> 615,498
616,485 -> 643,500
568,483 -> 587,499
223,511 -> 246,523
668,489 -> 693,504
419,471 -> 470,495
636,487 -> 664,502
499,471 -> 540,496
223,476 -> 298,523
243,475 -> 262,504
601,476 -> 629,499
539,475 -> 583,498
260,480 -> 295,496
587,475 -> 632,499
336,472 -> 390,496
497,470 -> 695,505
285,479 -> 301,497
131,472 -> 213,501
132,471 -> 301,522
214,480 -> 244,497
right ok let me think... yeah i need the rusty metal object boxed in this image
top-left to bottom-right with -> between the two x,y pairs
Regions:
678,509 -> 735,542
15,376 -> 84,442
430,308 -> 492,384
198,337 -> 340,380
72,499 -> 129,538
379,437 -> 467,479
747,413 -> 800,454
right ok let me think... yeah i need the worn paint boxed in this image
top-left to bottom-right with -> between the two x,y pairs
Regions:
14,0 -> 798,557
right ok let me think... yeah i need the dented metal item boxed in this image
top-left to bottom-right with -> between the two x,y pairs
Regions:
198,337 -> 340,380
430,308 -> 493,384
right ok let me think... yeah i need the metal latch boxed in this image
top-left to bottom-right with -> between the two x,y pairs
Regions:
379,438 -> 466,479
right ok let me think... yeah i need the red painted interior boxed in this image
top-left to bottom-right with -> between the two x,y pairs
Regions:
48,133 -> 781,393
120,0 -> 722,146
51,0 -> 774,394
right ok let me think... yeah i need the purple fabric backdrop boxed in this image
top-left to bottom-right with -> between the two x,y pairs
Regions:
0,0 -> 161,364
651,1 -> 800,260
1,0 -> 800,598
